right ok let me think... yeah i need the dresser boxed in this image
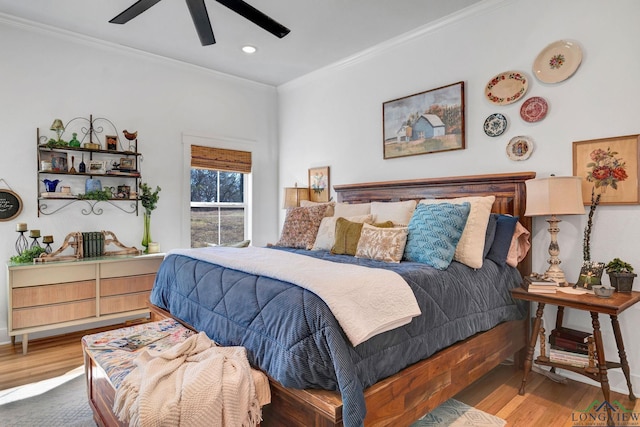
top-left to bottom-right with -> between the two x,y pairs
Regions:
7,254 -> 164,354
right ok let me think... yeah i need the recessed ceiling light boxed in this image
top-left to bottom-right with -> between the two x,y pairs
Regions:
242,45 -> 257,54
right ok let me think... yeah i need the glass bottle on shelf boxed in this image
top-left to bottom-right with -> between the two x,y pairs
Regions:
79,154 -> 86,173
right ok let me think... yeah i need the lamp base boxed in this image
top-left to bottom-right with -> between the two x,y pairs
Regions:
544,268 -> 569,287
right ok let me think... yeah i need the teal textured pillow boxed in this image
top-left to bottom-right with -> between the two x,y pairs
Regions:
404,202 -> 471,270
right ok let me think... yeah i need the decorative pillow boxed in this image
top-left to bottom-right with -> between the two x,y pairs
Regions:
404,202 -> 471,270
483,214 -> 498,259
420,196 -> 495,269
506,221 -> 531,267
275,205 -> 328,250
370,200 -> 417,226
355,223 -> 408,263
487,215 -> 518,266
331,218 -> 394,256
334,202 -> 371,217
312,214 -> 373,251
300,200 -> 335,217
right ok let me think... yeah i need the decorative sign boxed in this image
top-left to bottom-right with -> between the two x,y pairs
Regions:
0,189 -> 23,221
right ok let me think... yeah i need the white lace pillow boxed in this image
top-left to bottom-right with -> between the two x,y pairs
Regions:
312,214 -> 373,251
419,196 -> 495,268
355,223 -> 408,263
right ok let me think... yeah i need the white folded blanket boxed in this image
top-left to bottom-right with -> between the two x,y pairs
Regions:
113,332 -> 262,427
169,247 -> 421,346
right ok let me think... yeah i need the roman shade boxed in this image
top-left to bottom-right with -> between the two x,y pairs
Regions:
191,145 -> 252,173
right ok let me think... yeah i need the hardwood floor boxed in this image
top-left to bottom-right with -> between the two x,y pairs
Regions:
1,328 -> 638,426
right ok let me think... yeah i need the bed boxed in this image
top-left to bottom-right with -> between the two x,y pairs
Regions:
87,171 -> 535,427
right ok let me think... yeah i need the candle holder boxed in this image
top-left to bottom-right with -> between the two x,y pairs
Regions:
42,235 -> 54,254
15,230 -> 28,255
30,236 -> 41,250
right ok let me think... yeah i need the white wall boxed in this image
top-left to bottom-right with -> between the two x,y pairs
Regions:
278,0 -> 640,394
0,18 -> 280,342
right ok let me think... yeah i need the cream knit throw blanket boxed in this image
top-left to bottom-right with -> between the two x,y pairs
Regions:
113,332 -> 261,427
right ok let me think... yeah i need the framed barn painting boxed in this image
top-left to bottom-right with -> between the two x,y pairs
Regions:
308,166 -> 330,203
572,134 -> 640,205
383,81 -> 465,159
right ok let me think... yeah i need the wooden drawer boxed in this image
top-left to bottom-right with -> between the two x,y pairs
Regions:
100,291 -> 150,315
12,280 -> 96,308
100,257 -> 163,278
100,274 -> 156,297
13,300 -> 96,329
11,263 -> 96,288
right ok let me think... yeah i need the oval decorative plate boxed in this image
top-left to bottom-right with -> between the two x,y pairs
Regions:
533,40 -> 582,83
485,71 -> 528,105
506,136 -> 534,161
520,97 -> 548,122
483,113 -> 508,137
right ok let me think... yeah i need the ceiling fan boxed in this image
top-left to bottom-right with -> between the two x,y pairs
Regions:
110,0 -> 290,46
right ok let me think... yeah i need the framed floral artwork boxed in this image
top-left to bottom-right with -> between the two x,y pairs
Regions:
308,166 -> 330,203
383,81 -> 465,159
572,134 -> 640,205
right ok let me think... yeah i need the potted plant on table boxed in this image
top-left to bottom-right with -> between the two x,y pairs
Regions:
139,182 -> 161,254
605,258 -> 637,292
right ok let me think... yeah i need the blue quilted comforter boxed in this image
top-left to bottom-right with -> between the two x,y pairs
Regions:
150,247 -> 525,427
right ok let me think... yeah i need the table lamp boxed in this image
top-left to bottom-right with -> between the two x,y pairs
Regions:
283,184 -> 309,209
525,176 -> 585,285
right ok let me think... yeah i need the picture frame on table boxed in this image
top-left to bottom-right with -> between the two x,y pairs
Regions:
383,81 -> 465,159
308,166 -> 330,203
572,134 -> 640,205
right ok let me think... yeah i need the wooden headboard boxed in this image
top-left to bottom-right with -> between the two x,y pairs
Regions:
333,171 -> 536,277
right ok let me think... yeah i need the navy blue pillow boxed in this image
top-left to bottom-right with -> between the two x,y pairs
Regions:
487,214 -> 518,266
483,213 -> 498,259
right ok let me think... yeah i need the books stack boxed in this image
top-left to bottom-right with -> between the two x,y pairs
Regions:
549,327 -> 592,368
522,275 -> 557,293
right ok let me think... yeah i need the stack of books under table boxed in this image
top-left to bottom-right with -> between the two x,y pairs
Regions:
549,327 -> 593,368
522,275 -> 558,293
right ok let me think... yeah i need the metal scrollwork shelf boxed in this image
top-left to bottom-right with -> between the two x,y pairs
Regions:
38,199 -> 139,216
37,114 -> 142,217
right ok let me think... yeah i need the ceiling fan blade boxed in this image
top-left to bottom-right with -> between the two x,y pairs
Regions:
215,0 -> 290,39
186,0 -> 216,45
109,0 -> 162,24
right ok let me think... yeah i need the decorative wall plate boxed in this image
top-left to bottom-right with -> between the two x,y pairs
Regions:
485,71 -> 528,105
506,136 -> 534,161
483,113 -> 508,137
520,97 -> 548,122
533,40 -> 582,83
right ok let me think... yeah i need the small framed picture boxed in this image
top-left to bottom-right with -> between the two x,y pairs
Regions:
88,160 -> 106,174
119,158 -> 135,171
308,166 -> 330,203
117,185 -> 131,199
106,135 -> 118,151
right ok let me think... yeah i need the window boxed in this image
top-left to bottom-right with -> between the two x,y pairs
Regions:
190,145 -> 251,247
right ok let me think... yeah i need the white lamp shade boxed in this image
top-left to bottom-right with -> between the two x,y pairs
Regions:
525,176 -> 585,216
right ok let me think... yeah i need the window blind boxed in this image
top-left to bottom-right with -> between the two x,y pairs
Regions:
191,145 -> 252,174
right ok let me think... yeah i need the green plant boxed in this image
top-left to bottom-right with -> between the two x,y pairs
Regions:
605,258 -> 634,274
79,189 -> 112,201
10,246 -> 46,263
140,182 -> 161,215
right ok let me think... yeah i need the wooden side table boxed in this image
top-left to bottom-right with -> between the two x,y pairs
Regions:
511,287 -> 639,421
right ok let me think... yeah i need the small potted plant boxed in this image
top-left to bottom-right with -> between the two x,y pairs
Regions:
605,258 -> 637,292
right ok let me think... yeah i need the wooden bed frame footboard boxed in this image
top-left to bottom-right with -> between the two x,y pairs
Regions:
86,172 -> 535,427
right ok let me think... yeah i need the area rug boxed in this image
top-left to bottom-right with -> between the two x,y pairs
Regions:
0,366 -> 95,427
411,398 -> 506,427
0,367 -> 504,427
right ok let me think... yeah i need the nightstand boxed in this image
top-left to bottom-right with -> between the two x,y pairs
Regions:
511,287 -> 639,419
